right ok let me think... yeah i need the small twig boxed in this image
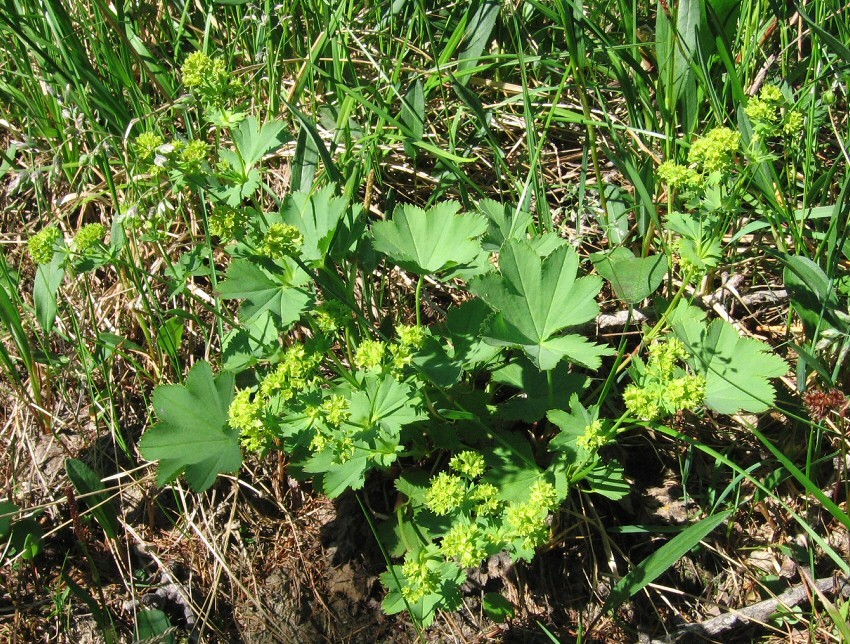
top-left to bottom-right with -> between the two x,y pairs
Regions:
594,286 -> 788,330
650,574 -> 850,643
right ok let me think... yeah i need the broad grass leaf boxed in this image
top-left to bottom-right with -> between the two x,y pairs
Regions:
471,240 -> 611,369
584,460 -> 629,500
783,254 -> 847,334
34,254 -> 64,333
482,592 -> 514,623
604,510 -> 731,613
140,361 -> 240,492
65,459 -> 120,539
372,202 -> 487,276
674,318 -> 787,414
457,0 -> 500,83
135,609 -> 174,644
401,79 -> 424,158
597,184 -> 631,245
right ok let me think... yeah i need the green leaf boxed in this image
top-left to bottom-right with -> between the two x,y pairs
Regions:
470,240 -> 612,370
395,470 -> 432,505
585,460 -> 630,500
783,254 -> 847,334
156,316 -> 184,359
444,299 -> 501,367
482,592 -> 515,623
548,393 -> 598,461
140,361 -> 241,492
218,258 -> 313,330
481,431 -> 543,502
0,501 -> 15,539
596,184 -> 631,245
349,375 -> 427,436
673,318 -> 788,414
457,0 -> 500,82
477,198 -> 533,251
604,510 -> 731,613
34,253 -> 64,332
591,248 -> 667,304
318,452 -> 370,498
401,79 -> 425,159
413,336 -> 463,387
281,185 -> 351,265
65,459 -> 120,540
372,202 -> 487,276
492,358 -> 586,421
135,609 -> 174,644
232,116 -> 290,171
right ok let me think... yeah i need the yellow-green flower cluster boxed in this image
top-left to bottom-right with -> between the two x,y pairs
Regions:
179,140 -> 209,173
260,344 -> 322,402
389,324 -> 427,372
646,338 -> 688,380
181,52 -> 234,108
28,226 -> 61,264
503,480 -> 559,550
450,451 -> 486,479
229,389 -> 268,453
688,127 -> 740,174
209,205 -> 247,240
624,337 -> 707,421
470,482 -> 501,516
261,223 -> 303,259
657,160 -> 701,189
576,419 -> 606,452
354,339 -> 386,370
313,300 -> 350,334
396,324 -> 426,349
133,131 -> 164,163
73,223 -> 105,253
783,110 -> 804,137
308,395 -> 354,462
401,552 -> 442,602
425,472 -> 466,515
441,522 -> 487,568
745,84 -> 804,139
320,394 -> 351,427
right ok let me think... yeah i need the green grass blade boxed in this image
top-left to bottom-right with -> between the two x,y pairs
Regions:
603,510 -> 732,612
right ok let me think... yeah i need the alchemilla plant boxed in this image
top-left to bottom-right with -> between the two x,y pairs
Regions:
121,54 -> 794,628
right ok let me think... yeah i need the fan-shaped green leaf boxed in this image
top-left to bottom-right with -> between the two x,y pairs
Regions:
673,318 -> 787,414
140,361 -> 240,492
372,202 -> 487,276
470,240 -> 612,369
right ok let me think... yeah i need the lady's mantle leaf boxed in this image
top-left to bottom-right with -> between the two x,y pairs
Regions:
372,202 -> 487,276
218,257 -> 313,330
140,361 -> 240,492
673,318 -> 787,414
591,247 -> 667,303
281,185 -> 351,265
470,240 -> 612,370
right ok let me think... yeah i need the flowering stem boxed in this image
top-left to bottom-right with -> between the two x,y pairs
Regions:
415,274 -> 424,327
